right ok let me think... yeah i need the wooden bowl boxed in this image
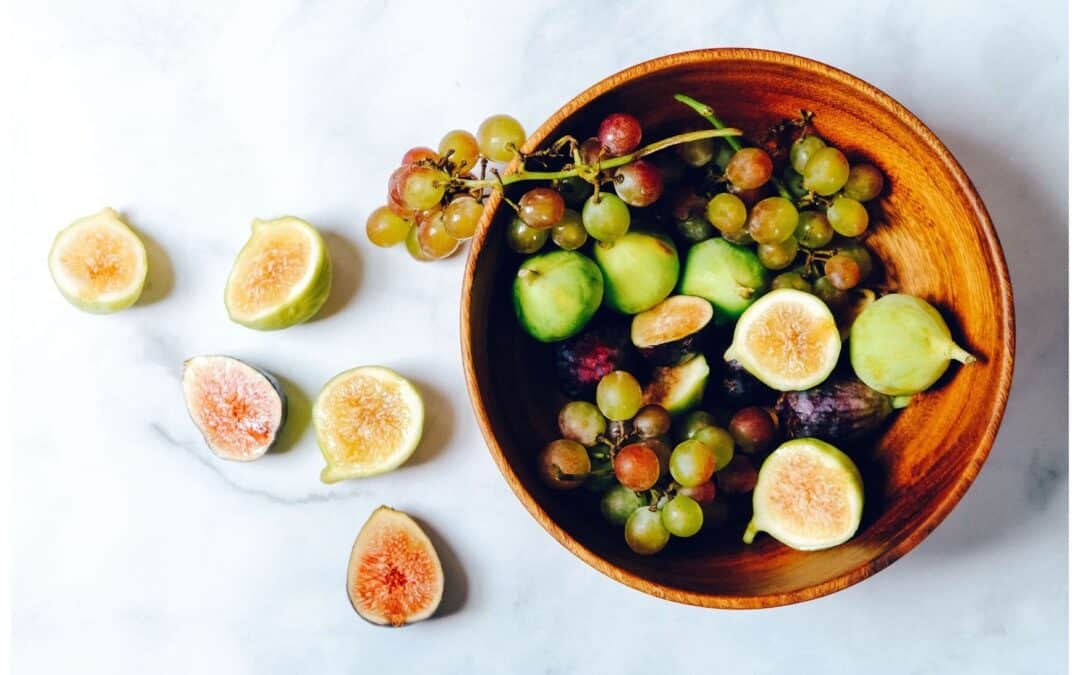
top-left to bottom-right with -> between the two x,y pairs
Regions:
460,49 -> 1014,608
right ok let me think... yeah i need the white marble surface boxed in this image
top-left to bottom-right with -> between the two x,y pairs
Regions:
7,1 -> 1066,673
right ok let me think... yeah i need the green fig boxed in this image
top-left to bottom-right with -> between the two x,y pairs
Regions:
513,250 -> 604,342
593,232 -> 680,314
679,237 -> 769,323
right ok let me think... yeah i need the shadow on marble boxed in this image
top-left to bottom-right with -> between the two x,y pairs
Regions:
269,374 -> 311,455
312,231 -> 364,323
131,226 -> 174,306
405,378 -> 455,469
411,514 -> 468,619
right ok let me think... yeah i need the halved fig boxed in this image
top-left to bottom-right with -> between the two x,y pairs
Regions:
743,438 -> 863,551
347,506 -> 444,627
631,295 -> 713,366
48,207 -> 148,313
642,353 -> 710,416
182,355 -> 287,461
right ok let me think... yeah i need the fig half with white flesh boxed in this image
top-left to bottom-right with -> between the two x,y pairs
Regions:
631,295 -> 713,366
347,506 -> 444,627
182,355 -> 287,461
743,438 -> 863,551
48,207 -> 148,313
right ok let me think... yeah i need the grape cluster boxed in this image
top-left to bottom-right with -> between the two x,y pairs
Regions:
541,370 -> 777,556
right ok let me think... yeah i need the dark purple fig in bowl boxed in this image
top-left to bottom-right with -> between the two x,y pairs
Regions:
776,376 -> 903,443
631,295 -> 713,366
554,320 -> 632,398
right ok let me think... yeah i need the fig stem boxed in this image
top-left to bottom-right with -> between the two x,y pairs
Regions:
891,395 -> 913,409
742,520 -> 759,544
950,344 -> 976,365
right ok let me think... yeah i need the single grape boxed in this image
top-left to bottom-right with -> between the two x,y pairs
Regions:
404,225 -> 432,261
633,404 -> 672,438
596,370 -> 643,421
443,195 -> 484,239
728,407 -> 776,455
803,146 -> 850,195
416,210 -> 460,259
794,210 -> 834,249
613,442 -> 660,492
825,253 -> 862,290
438,129 -> 480,174
757,237 -> 798,270
826,196 -> 870,237
519,187 -> 565,229
401,146 -> 439,166
551,209 -> 588,250
772,270 -> 813,292
843,163 -> 885,202
782,165 -> 809,200
476,114 -> 526,163
506,216 -> 549,254
675,215 -> 715,245
662,494 -> 704,537
715,455 -> 758,494
677,479 -> 717,505
557,177 -> 592,207
725,147 -> 773,190
748,196 -> 798,244
834,239 -> 873,278
677,137 -> 714,167
677,410 -> 717,440
712,143 -> 735,171
668,185 -> 707,220
624,506 -> 669,555
598,113 -> 642,155
366,206 -> 411,247
582,193 -> 631,242
789,135 -> 827,174
640,437 -> 672,476
813,275 -> 848,309
537,439 -> 591,490
614,160 -> 664,207
690,425 -> 735,471
706,192 -> 748,238
580,136 -> 604,165
600,485 -> 646,526
558,401 -> 607,446
669,439 -> 716,487
390,165 -> 449,211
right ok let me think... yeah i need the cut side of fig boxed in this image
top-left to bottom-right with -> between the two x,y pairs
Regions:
724,289 -> 841,392
631,295 -> 713,366
347,506 -> 444,627
743,438 -> 863,551
225,216 -> 332,330
181,355 -> 287,461
314,366 -> 425,483
642,353 -> 710,416
48,207 -> 148,313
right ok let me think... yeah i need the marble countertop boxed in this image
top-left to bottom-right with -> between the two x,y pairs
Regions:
9,1 -> 1066,673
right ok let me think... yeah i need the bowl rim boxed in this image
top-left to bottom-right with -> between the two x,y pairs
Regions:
459,47 -> 1015,609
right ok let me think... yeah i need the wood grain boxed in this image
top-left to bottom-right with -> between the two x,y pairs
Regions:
459,48 -> 1015,609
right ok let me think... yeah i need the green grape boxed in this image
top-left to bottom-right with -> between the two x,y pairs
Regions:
476,114 -> 526,162
443,195 -> 484,239
404,225 -> 432,261
624,506 -> 670,555
600,485 -> 646,526
416,210 -> 460,259
813,275 -> 848,309
537,439 -> 591,490
725,147 -> 773,190
757,237 -> 798,270
365,206 -> 411,247
794,210 -> 834,249
789,135 -> 827,174
721,224 -> 754,245
843,163 -> 885,201
783,165 -> 809,200
677,137 -> 714,167
706,193 -> 748,238
748,196 -> 798,244
826,196 -> 869,237
506,216 -> 548,253
519,187 -> 566,229
558,400 -> 607,446
551,209 -> 587,250
712,143 -> 735,171
438,129 -> 480,174
690,425 -> 735,471
824,253 -> 862,290
669,439 -> 716,487
675,215 -> 715,244
834,239 -> 873,278
393,165 -> 449,211
633,404 -> 672,438
803,147 -> 850,195
772,270 -> 813,292
678,410 -> 717,440
595,370 -> 643,421
582,192 -> 631,242
661,494 -> 704,537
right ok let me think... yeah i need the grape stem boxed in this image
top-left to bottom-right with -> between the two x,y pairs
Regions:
453,128 -> 742,190
673,93 -> 796,202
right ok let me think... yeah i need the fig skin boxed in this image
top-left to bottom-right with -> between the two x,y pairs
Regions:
709,359 -> 777,408
554,320 -> 632,398
776,376 -> 899,443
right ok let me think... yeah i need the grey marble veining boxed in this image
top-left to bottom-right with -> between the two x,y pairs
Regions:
8,0 -> 1065,673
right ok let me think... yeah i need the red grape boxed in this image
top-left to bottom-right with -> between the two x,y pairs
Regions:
519,187 -> 566,229
715,455 -> 758,494
614,159 -> 664,207
537,439 -> 591,490
598,113 -> 642,155
401,146 -> 439,166
613,443 -> 661,492
580,136 -> 604,165
725,148 -> 773,190
728,407 -> 777,454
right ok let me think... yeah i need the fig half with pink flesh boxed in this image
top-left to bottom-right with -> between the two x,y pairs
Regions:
181,355 -> 287,461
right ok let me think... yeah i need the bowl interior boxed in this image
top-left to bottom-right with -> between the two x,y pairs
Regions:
462,50 -> 1013,607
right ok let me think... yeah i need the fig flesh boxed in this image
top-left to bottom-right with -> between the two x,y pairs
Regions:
48,207 -> 148,313
642,354 -> 710,416
631,295 -> 713,366
347,506 -> 443,627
